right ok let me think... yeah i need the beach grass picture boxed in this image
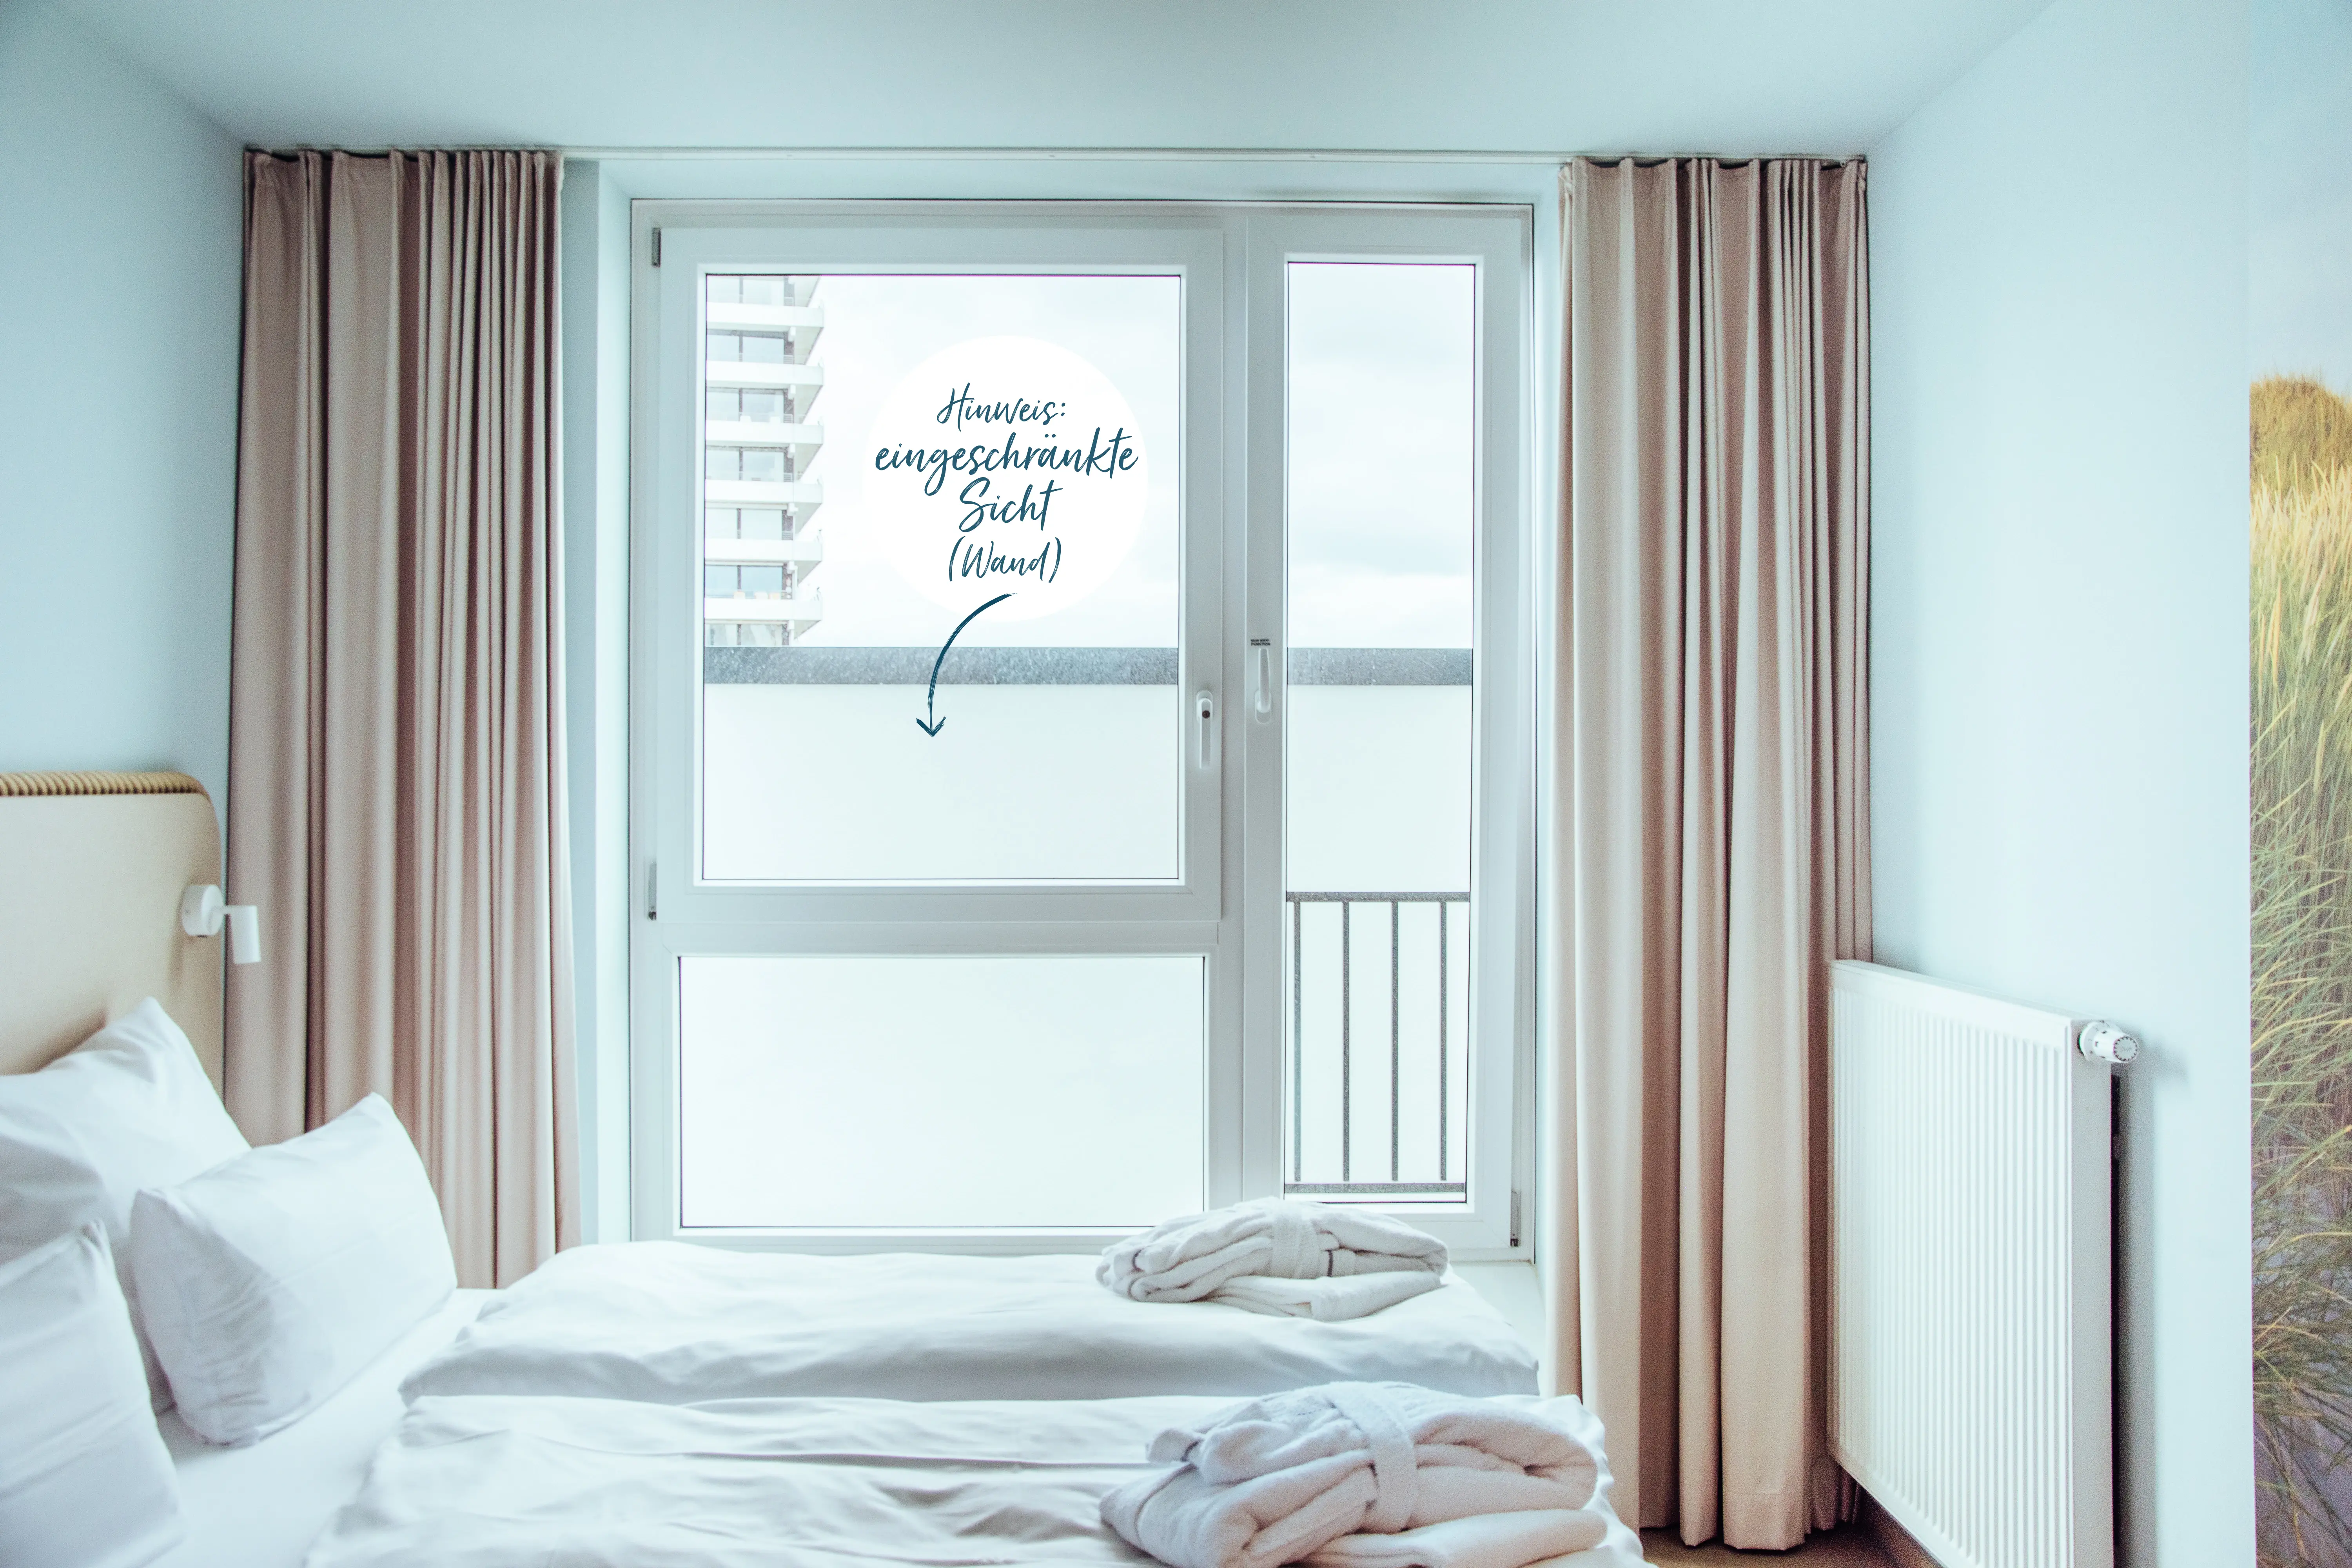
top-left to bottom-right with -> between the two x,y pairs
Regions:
2254,374 -> 2352,1564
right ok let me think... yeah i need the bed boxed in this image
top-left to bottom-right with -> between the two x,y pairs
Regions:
153,1292 -> 493,1568
400,1240 -> 1540,1405
305,1391 -> 1647,1568
0,771 -> 1586,1568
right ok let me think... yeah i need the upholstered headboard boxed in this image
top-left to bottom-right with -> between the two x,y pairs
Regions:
0,771 -> 225,1085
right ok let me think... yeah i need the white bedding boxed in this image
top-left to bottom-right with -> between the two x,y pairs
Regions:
400,1243 -> 1539,1405
304,1392 -> 1645,1568
153,1290 -> 492,1568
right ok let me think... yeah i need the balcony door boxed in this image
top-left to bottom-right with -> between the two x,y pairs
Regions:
1241,211 -> 1530,1254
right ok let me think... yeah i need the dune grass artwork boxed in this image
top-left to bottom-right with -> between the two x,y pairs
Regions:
2254,374 -> 2352,1566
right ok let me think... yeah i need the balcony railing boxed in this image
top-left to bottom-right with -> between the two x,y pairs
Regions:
1285,890 -> 1469,1201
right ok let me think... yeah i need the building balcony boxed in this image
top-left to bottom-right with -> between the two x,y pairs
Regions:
706,590 -> 824,632
704,420 -> 823,464
706,532 -> 823,569
706,359 -> 824,395
706,478 -> 823,512
706,301 -> 824,358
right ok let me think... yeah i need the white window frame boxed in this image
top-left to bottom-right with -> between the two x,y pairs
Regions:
627,198 -> 1532,1257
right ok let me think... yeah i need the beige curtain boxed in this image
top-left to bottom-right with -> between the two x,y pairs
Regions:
1546,157 -> 1870,1550
225,149 -> 576,1289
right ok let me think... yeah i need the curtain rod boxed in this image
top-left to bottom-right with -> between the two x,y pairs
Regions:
251,143 -> 1861,169
548,145 -> 1858,167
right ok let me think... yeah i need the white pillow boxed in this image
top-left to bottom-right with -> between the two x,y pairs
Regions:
0,998 -> 249,1410
0,1225 -> 184,1568
131,1093 -> 457,1445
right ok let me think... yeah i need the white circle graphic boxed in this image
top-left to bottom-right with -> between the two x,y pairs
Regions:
864,336 -> 1148,622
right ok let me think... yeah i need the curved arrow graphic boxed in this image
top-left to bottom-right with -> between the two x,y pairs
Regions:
916,593 -> 1014,737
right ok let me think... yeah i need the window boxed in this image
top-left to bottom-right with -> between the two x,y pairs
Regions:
631,203 -> 1529,1252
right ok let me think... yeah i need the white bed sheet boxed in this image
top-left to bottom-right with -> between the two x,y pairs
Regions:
305,1392 -> 1646,1568
400,1243 -> 1539,1405
153,1289 -> 492,1568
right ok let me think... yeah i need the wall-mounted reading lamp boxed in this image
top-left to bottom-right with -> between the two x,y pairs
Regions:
181,884 -> 261,965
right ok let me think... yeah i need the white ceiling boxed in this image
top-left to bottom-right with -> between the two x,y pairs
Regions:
51,0 -> 2054,157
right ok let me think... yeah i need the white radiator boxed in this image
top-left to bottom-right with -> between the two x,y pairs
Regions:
1829,960 -> 2121,1568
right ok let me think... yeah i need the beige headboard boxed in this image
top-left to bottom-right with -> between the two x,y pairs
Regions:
0,771 -> 225,1086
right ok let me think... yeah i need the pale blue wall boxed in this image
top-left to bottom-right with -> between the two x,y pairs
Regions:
0,5 -> 242,819
2252,0 -> 2352,393
1868,0 -> 2252,1560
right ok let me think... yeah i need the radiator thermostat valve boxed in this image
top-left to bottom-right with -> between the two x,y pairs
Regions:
2077,1020 -> 2138,1066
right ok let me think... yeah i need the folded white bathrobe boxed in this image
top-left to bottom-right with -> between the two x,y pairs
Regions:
1099,1383 -> 1602,1568
1307,1511 -> 1608,1568
1102,1200 -> 1448,1304
1206,1272 -> 1443,1321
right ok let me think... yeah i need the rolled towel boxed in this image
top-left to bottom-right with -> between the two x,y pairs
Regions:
1100,1383 -> 1600,1568
1206,1272 -> 1443,1321
1100,1199 -> 1448,1303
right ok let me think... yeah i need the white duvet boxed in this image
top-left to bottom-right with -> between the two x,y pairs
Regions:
304,1394 -> 1645,1568
400,1243 -> 1539,1404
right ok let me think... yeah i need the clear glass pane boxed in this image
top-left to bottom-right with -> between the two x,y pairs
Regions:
698,272 -> 1183,883
1282,262 -> 1475,1202
677,954 -> 1205,1228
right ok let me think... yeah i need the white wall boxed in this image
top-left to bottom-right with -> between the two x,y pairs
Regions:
1867,0 -> 2251,1561
66,0 -> 2055,161
0,4 -> 242,818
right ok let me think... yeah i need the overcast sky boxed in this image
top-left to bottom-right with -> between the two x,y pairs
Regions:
2252,0 -> 2352,396
784,263 -> 1475,650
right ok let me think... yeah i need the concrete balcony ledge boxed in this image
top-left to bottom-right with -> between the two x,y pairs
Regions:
1287,648 -> 1470,686
706,592 -> 824,628
706,360 -> 824,392
704,419 -> 823,454
699,647 -> 1471,686
707,301 -> 824,337
707,478 -> 823,510
706,534 -> 824,567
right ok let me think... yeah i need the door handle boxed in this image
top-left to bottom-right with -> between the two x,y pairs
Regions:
1252,639 -> 1275,721
1196,690 -> 1218,770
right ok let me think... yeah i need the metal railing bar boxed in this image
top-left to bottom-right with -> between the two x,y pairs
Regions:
1291,895 -> 1303,1186
1340,900 -> 1352,1183
1390,900 -> 1401,1183
1285,1182 -> 1469,1197
1438,902 -> 1449,1183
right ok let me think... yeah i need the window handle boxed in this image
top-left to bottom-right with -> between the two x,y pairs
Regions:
1196,690 -> 1218,771
1251,639 -> 1275,721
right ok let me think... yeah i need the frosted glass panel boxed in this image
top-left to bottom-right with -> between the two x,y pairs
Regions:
1283,262 -> 1474,1200
677,954 -> 1204,1229
698,272 -> 1183,884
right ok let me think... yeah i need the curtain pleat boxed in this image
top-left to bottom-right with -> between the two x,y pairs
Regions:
226,149 -> 575,1289
1553,156 -> 1869,1550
